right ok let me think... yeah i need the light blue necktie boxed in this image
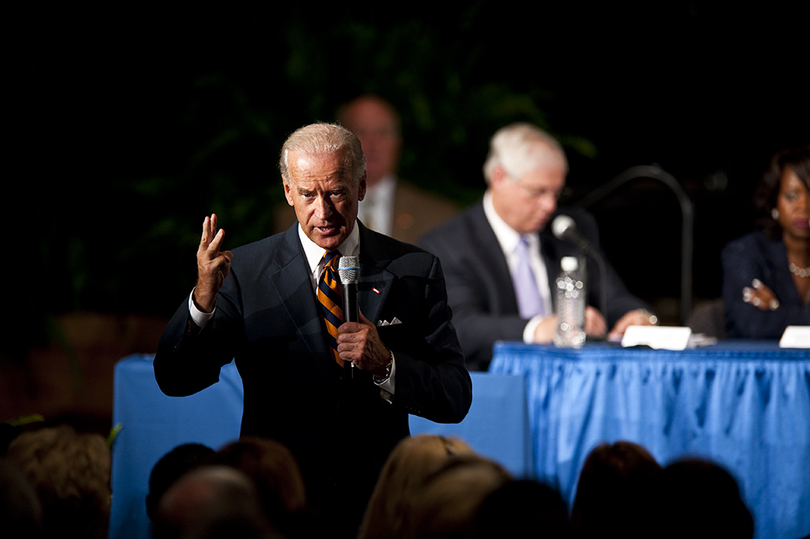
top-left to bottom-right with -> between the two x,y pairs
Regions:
512,236 -> 545,318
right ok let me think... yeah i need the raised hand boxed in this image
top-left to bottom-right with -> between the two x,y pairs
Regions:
193,214 -> 233,313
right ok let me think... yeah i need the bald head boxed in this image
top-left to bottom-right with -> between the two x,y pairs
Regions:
153,466 -> 274,539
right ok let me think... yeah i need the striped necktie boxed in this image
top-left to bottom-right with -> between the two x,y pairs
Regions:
318,251 -> 344,366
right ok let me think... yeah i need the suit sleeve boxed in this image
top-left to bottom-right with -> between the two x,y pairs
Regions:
154,276 -> 245,397
721,235 -> 810,339
419,230 -> 526,371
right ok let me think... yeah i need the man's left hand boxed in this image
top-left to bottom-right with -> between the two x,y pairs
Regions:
337,311 -> 391,377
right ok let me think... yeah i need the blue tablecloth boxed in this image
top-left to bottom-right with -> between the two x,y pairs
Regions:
109,355 -> 529,539
110,354 -> 244,539
489,340 -> 810,539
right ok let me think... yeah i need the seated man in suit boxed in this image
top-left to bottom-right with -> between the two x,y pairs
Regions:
154,122 -> 472,538
420,122 -> 655,370
274,94 -> 458,244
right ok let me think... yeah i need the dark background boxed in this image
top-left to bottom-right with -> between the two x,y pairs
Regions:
6,2 -> 809,363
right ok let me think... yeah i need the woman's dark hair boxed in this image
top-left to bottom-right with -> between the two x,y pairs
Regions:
754,144 -> 810,238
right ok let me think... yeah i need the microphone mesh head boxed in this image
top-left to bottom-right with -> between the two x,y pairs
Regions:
338,256 -> 359,284
551,215 -> 575,239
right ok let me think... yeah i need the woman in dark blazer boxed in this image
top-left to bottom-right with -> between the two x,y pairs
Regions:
722,145 -> 810,338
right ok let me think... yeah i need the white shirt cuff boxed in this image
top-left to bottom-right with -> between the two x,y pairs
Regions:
189,288 -> 215,328
523,315 -> 544,343
374,353 -> 396,395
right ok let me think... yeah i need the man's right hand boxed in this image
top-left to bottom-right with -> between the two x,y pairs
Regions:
532,316 -> 558,343
193,214 -> 233,313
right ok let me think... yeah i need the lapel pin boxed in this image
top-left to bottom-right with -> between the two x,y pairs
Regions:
372,287 -> 381,295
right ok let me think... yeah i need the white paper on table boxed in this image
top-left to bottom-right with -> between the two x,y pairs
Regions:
621,325 -> 693,350
779,326 -> 810,349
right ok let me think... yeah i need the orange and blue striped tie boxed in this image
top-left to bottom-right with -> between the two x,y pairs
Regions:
318,251 -> 344,366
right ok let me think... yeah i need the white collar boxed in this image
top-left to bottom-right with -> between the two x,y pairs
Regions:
483,190 -> 538,257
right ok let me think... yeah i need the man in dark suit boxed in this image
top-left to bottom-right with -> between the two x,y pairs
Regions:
154,123 -> 471,537
419,122 -> 655,370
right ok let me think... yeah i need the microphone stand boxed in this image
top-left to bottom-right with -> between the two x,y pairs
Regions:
576,165 -> 694,325
584,246 -> 608,328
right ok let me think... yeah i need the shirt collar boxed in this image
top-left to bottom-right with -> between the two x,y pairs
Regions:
483,190 -> 533,257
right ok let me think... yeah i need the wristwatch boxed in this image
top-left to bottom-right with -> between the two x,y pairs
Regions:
374,352 -> 394,384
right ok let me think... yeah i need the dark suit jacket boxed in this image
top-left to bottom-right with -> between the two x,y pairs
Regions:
721,230 -> 810,339
154,222 -> 471,532
419,200 -> 649,370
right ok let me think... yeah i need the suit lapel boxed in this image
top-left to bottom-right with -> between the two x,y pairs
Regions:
268,225 -> 331,360
468,202 -> 521,314
266,224 -> 400,366
357,225 -> 392,325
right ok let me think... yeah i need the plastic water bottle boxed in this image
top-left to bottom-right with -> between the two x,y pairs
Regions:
554,256 -> 586,348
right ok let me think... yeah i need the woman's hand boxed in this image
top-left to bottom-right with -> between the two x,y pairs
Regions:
742,279 -> 780,311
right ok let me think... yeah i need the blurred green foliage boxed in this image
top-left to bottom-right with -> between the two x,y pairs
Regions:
10,3 -> 596,338
17,2 -> 805,362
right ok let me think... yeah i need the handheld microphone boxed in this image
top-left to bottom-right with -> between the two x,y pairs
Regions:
338,256 -> 360,377
338,256 -> 360,323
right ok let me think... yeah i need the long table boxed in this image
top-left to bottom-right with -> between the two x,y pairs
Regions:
108,355 -> 529,539
488,340 -> 810,539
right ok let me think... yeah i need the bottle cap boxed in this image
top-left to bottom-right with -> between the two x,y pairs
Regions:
561,256 -> 578,272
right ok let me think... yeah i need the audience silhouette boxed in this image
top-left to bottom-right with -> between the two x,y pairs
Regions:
146,443 -> 215,521
571,441 -> 662,538
4,425 -> 111,539
152,465 -> 278,539
358,434 -> 476,539
651,457 -> 755,539
475,478 -> 571,539
211,437 -> 317,538
405,454 -> 513,539
0,457 -> 44,538
1,424 -> 762,539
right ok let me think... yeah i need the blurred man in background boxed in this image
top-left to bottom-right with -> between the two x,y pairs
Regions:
420,122 -> 655,370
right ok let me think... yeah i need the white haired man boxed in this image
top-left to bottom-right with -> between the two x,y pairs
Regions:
420,122 -> 655,370
155,122 -> 471,538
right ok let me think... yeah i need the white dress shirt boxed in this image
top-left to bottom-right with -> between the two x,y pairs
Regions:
482,191 -> 554,342
358,174 -> 396,235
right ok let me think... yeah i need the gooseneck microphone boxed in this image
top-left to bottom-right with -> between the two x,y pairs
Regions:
551,215 -> 608,323
338,256 -> 360,377
551,215 -> 590,252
